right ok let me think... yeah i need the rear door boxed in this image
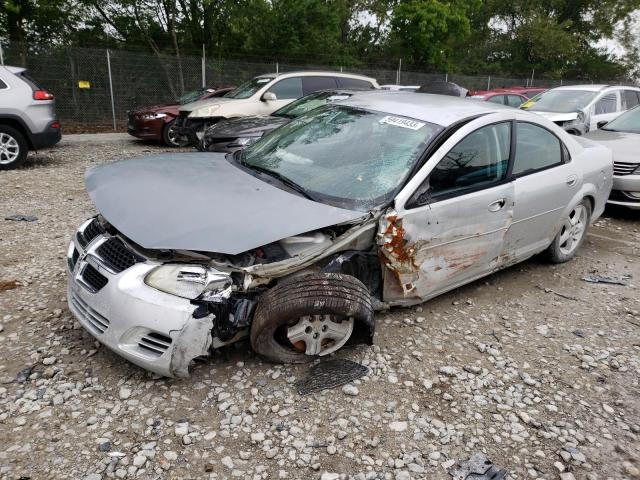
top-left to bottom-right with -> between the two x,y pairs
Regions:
302,76 -> 338,95
381,118 -> 515,303
500,118 -> 579,262
590,91 -> 620,130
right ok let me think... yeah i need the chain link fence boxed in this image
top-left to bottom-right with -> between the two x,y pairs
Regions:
0,42 -> 635,131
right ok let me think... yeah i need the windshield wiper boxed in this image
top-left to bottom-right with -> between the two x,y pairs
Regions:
243,163 -> 316,201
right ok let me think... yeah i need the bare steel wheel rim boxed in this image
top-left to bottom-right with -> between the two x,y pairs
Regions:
0,133 -> 20,164
558,204 -> 587,255
287,314 -> 354,356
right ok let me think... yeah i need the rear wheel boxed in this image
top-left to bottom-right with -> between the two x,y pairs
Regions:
250,273 -> 373,363
162,119 -> 189,147
546,200 -> 591,263
0,125 -> 28,170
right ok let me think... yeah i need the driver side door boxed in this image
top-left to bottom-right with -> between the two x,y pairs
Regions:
380,121 -> 515,304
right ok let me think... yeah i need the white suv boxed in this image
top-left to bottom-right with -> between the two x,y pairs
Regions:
175,71 -> 379,144
522,84 -> 640,135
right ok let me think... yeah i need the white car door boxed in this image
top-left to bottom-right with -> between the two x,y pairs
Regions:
500,118 -> 581,263
590,91 -> 620,130
380,116 -> 515,304
255,77 -> 304,115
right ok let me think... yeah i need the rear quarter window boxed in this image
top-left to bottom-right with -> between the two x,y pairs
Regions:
336,77 -> 375,90
0,78 -> 7,89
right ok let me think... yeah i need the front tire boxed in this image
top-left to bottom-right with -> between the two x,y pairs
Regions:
250,273 -> 373,363
162,119 -> 189,147
0,125 -> 28,170
546,200 -> 591,263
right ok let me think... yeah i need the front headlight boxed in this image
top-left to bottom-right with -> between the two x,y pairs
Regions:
144,264 -> 232,300
139,113 -> 167,120
189,104 -> 220,118
228,137 -> 259,148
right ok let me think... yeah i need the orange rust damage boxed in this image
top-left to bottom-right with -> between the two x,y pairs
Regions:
382,215 -> 418,268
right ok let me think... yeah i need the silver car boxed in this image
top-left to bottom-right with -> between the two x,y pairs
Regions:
585,105 -> 640,209
66,92 -> 613,377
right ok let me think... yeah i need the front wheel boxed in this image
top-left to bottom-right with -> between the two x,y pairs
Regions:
546,200 -> 591,263
162,119 -> 189,147
0,125 -> 28,170
250,273 -> 373,363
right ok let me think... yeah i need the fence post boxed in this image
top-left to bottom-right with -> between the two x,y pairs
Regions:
201,44 -> 206,88
487,76 -> 491,90
106,50 -> 117,132
276,62 -> 279,74
397,58 -> 402,85
0,42 -> 4,65
445,72 -> 448,82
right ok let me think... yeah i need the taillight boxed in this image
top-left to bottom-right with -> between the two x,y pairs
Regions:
50,121 -> 61,129
33,90 -> 54,100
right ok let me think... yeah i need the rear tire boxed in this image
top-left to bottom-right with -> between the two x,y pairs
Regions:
0,125 -> 28,170
162,119 -> 189,147
546,199 -> 591,263
250,273 -> 373,363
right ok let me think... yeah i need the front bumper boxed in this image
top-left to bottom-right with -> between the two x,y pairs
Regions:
66,219 -> 214,377
127,113 -> 166,140
609,173 -> 640,209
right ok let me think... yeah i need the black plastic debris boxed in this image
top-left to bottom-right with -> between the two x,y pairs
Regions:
295,359 -> 369,396
582,274 -> 631,286
448,453 -> 508,480
5,214 -> 38,222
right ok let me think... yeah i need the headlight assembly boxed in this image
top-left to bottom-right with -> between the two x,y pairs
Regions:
140,113 -> 167,120
189,104 -> 220,118
144,264 -> 232,300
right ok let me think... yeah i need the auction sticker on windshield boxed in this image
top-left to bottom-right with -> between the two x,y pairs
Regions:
380,115 -> 425,130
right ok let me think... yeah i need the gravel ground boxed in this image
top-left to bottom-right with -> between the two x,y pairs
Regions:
1,138 -> 639,480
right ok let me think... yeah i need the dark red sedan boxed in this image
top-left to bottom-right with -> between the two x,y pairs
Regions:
127,86 -> 234,146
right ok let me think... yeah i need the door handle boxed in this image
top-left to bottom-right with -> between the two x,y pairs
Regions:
566,175 -> 578,187
488,198 -> 506,212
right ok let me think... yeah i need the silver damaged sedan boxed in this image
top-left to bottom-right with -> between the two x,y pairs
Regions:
66,92 -> 613,377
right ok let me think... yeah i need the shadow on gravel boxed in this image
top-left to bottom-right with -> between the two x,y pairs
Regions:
602,204 -> 638,223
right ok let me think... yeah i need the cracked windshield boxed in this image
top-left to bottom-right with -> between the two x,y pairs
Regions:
242,105 -> 439,210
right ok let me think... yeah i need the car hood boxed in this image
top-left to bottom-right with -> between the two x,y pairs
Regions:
179,96 -> 239,114
85,153 -> 365,255
584,129 -> 639,164
530,111 -> 579,123
133,104 -> 179,115
206,116 -> 289,138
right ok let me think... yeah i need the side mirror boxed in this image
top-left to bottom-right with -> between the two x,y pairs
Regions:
597,120 -> 608,129
262,92 -> 277,102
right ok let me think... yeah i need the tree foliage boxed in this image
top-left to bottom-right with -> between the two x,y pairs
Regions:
0,0 -> 638,79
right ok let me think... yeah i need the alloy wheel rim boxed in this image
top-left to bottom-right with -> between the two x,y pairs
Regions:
167,125 -> 181,146
558,205 -> 587,255
287,314 -> 354,356
0,133 -> 20,164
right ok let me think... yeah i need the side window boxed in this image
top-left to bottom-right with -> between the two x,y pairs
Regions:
268,77 -> 303,100
0,78 -> 7,89
622,90 -> 640,110
594,93 -> 617,114
336,77 -> 374,90
487,95 -> 505,104
512,122 -> 563,176
302,76 -> 337,95
427,123 -> 511,199
506,95 -> 524,107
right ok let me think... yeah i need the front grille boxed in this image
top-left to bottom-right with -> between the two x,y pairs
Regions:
138,332 -> 173,357
68,248 -> 79,271
82,264 -> 108,292
78,218 -> 105,247
69,292 -> 110,334
96,237 -> 142,273
613,161 -> 639,176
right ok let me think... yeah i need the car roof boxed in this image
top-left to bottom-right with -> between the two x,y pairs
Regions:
337,91 -> 511,126
1,65 -> 26,74
550,84 -> 640,92
255,71 -> 377,83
